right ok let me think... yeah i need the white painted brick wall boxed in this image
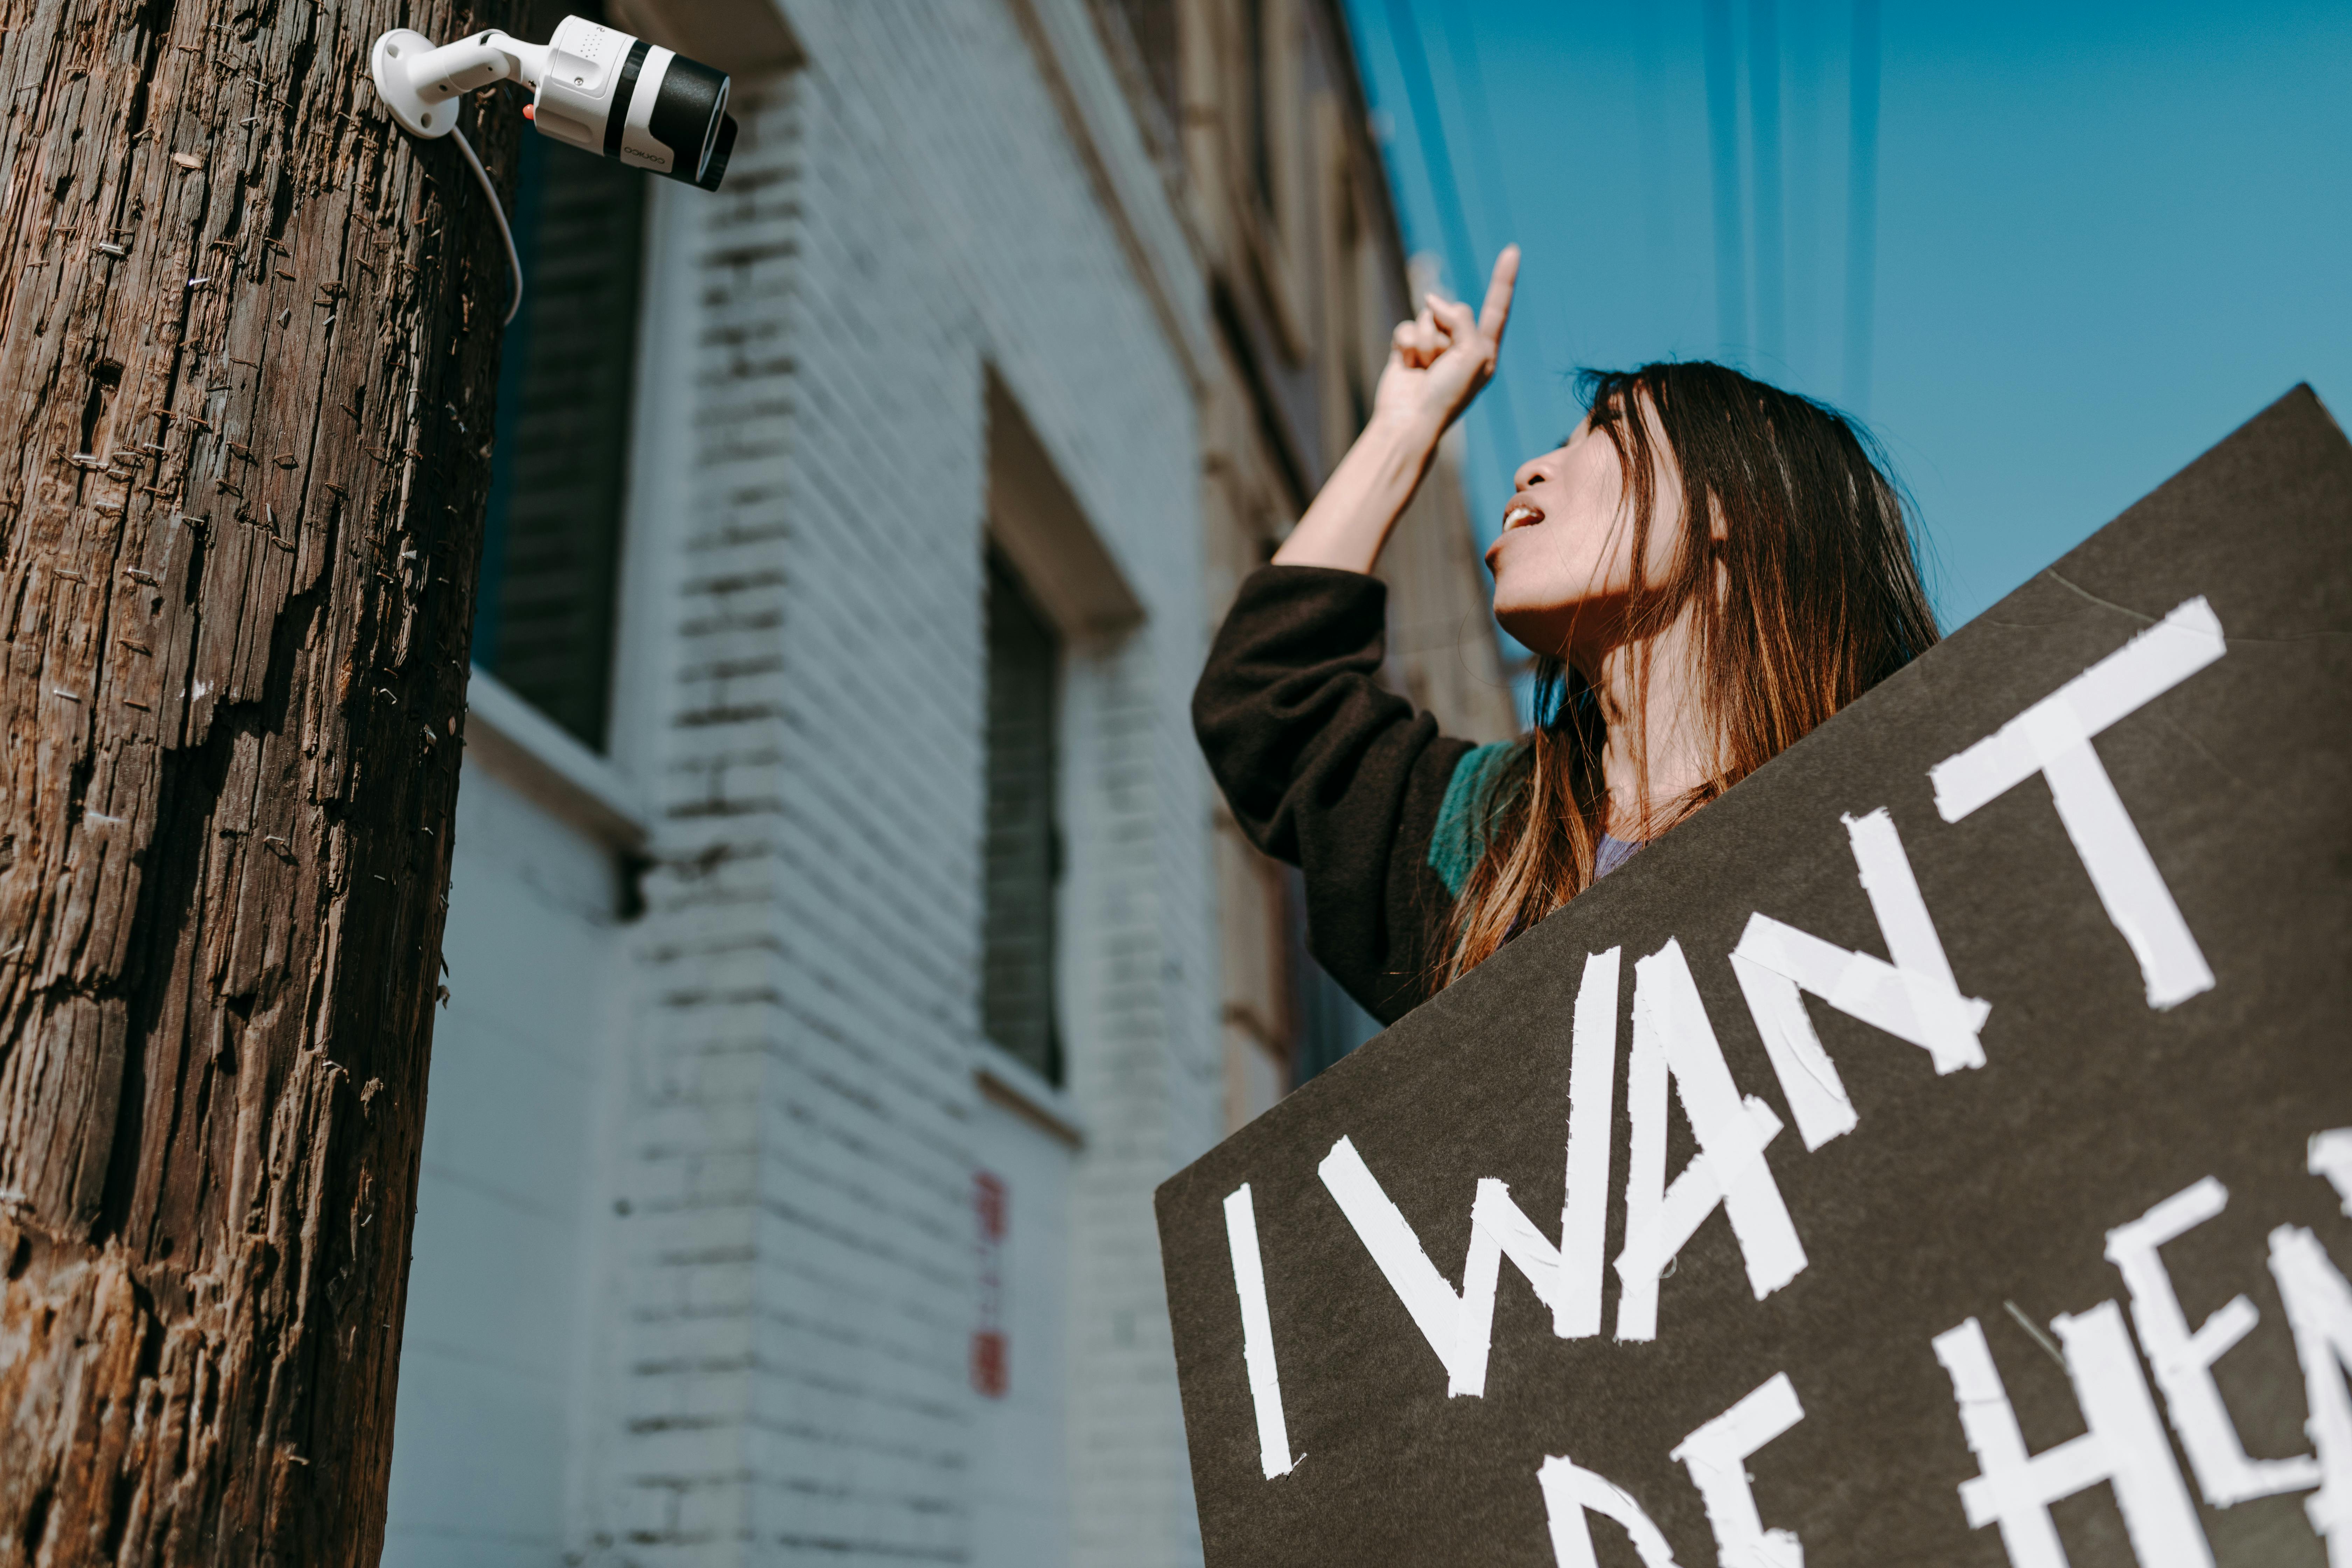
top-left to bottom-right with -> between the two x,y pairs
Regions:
383,756 -> 626,1568
393,0 -> 1482,1557
569,5 -> 1221,1565
591,70 -> 981,1568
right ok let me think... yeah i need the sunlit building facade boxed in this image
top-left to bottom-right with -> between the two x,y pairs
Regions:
382,4 -> 1507,1565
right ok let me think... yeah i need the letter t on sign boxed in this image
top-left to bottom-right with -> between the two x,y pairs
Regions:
1928,597 -> 2224,1010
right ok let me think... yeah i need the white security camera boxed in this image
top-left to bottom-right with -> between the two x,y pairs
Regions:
370,15 -> 737,191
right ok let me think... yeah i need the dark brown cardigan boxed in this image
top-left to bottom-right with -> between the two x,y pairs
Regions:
1191,565 -> 1490,1026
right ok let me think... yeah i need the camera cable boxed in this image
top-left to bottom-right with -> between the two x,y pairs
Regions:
450,124 -> 523,328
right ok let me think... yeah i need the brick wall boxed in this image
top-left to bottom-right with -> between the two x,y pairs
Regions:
382,758 -> 627,1568
574,4 -> 1220,1563
383,1 -> 1510,1561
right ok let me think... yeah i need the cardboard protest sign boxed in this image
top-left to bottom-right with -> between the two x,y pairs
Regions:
1157,387 -> 2352,1567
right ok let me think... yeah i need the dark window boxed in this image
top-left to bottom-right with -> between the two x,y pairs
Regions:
1336,185 -> 1370,435
472,118 -> 646,752
1244,0 -> 1275,218
1096,0 -> 1181,149
982,550 -> 1064,1085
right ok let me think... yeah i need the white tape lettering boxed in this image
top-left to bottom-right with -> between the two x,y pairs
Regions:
2311,1129 -> 2352,1216
1222,1183 -> 1298,1479
1538,1454 -> 1682,1568
1671,1371 -> 1807,1567
1933,1304 -> 2214,1568
1614,939 -> 1806,1342
2105,1178 -> 2317,1505
2267,1225 -> 2352,1562
1731,808 -> 1990,1150
1928,597 -> 2224,1010
1317,950 -> 1627,1391
1561,946 -> 1621,1337
1317,1136 -> 1497,1396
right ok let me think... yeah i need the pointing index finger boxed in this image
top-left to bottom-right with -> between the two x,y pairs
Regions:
1478,244 -> 1521,342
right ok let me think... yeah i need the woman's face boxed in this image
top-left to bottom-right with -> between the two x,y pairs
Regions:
1484,400 -> 1689,662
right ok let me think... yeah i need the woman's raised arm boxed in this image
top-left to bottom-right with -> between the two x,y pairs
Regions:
1272,244 -> 1519,575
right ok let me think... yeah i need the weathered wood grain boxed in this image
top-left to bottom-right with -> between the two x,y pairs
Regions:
0,0 -> 522,1554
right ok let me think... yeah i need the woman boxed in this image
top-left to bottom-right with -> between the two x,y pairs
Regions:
1194,246 -> 1939,1025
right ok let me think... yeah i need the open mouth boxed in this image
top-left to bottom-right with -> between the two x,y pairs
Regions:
1501,500 -> 1544,532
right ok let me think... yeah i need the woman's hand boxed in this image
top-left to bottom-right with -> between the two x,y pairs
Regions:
1272,244 -> 1520,575
1371,245 -> 1520,439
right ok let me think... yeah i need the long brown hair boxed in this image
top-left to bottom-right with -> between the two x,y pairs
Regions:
1442,361 -> 1938,986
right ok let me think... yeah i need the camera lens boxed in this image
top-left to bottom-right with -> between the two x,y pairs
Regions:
696,114 -> 738,193
647,55 -> 729,186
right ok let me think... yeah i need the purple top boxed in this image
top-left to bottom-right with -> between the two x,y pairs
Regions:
1595,833 -> 1646,880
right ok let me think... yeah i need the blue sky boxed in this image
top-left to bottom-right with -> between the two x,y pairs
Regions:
1342,0 -> 2352,630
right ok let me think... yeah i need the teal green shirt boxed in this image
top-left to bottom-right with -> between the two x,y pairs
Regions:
1427,742 -> 1520,897
1426,741 -> 1646,895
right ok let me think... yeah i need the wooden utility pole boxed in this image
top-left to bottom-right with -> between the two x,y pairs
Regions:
0,0 -> 518,1554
